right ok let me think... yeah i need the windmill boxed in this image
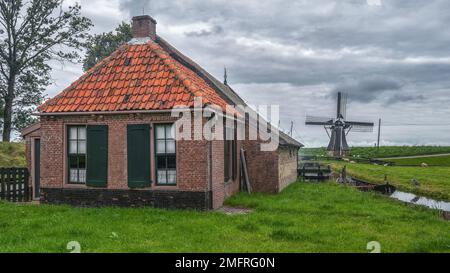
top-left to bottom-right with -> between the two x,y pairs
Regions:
305,92 -> 374,157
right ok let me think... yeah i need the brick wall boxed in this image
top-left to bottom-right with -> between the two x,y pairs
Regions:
278,146 -> 299,191
239,119 -> 300,193
242,139 -> 279,193
38,113 -> 210,192
40,117 -> 65,188
240,120 -> 280,193
32,112 -> 247,209
211,139 -> 225,209
25,111 -> 294,208
210,136 -> 241,209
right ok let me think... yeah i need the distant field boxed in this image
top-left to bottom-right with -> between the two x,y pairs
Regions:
0,142 -> 26,168
387,155 -> 450,167
301,146 -> 450,159
330,161 -> 450,201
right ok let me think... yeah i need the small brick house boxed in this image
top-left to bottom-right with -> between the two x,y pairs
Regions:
22,15 -> 302,210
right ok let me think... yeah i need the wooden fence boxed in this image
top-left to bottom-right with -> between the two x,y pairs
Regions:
0,168 -> 31,202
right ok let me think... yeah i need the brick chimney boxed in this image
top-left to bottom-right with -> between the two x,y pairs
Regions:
132,15 -> 157,40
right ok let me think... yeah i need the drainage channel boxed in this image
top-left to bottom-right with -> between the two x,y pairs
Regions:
348,178 -> 450,215
389,191 -> 450,212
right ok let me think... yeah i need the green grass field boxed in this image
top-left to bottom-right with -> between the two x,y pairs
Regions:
386,155 -> 450,167
0,182 -> 449,253
330,161 -> 450,201
0,142 -> 26,168
301,146 -> 450,159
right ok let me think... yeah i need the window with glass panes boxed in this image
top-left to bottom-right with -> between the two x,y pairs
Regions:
68,126 -> 87,184
155,124 -> 176,185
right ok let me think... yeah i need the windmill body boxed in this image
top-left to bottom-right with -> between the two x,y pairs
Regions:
306,92 -> 374,157
327,119 -> 350,155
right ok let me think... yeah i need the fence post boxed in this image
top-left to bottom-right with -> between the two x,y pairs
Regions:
0,169 -> 4,200
24,168 -> 30,202
12,168 -> 18,202
6,168 -> 11,201
18,169 -> 23,202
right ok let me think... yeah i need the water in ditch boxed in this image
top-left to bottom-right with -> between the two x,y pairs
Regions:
348,177 -> 450,213
389,191 -> 450,212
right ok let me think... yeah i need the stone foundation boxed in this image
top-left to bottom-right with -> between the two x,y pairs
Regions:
41,188 -> 212,210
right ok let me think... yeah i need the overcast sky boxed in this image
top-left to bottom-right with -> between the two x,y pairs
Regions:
52,0 -> 450,147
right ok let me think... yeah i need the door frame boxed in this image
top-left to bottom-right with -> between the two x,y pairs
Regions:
31,137 -> 41,200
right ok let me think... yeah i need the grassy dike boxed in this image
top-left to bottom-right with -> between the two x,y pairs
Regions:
0,142 -> 26,167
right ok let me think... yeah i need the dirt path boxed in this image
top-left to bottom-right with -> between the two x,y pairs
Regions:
377,153 -> 450,160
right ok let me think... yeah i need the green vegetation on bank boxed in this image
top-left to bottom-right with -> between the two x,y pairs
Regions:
330,161 -> 450,201
0,183 -> 449,253
0,142 -> 26,168
386,155 -> 450,167
301,146 -> 450,159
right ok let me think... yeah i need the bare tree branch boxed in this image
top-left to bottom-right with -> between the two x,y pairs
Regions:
0,0 -> 92,140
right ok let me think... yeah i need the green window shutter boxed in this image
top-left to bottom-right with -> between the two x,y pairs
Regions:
86,125 -> 108,187
127,124 -> 151,188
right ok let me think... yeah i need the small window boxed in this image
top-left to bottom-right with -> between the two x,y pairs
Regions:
155,124 -> 176,185
68,126 -> 87,184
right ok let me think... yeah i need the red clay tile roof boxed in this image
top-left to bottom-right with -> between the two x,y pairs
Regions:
38,41 -> 232,113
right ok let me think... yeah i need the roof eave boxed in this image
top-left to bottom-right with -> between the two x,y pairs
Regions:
20,122 -> 41,137
279,143 -> 304,148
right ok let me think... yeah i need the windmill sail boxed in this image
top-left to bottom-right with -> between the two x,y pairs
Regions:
305,116 -> 334,126
346,121 -> 375,132
337,92 -> 348,119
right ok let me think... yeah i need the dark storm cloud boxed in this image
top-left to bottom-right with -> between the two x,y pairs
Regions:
47,0 -> 450,146
333,76 -> 404,103
118,1 -> 450,92
386,93 -> 426,105
93,0 -> 450,87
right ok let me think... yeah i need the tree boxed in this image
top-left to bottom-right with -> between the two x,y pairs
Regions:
83,22 -> 132,71
0,0 -> 92,141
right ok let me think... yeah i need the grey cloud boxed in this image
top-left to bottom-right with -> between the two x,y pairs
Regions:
119,0 -> 152,16
386,93 -> 426,105
185,26 -> 223,37
333,76 -> 404,103
45,0 -> 450,146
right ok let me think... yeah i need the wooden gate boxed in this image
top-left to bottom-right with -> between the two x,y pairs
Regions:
298,163 -> 331,181
0,168 -> 31,202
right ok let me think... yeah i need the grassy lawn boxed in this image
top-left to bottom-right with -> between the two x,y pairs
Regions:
330,162 -> 450,201
0,182 -> 449,253
0,142 -> 26,168
301,146 -> 450,159
386,155 -> 450,167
